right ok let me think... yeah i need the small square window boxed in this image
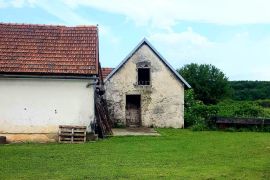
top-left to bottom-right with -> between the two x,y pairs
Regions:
138,68 -> 150,85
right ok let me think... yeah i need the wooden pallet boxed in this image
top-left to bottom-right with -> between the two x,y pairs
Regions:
58,125 -> 87,143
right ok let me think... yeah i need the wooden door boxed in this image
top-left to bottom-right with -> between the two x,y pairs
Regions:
126,95 -> 141,127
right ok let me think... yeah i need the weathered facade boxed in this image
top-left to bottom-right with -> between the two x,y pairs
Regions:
0,23 -> 99,142
104,39 -> 190,128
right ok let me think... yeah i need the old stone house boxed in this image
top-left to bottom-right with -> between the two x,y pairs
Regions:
104,39 -> 191,128
0,23 -> 99,142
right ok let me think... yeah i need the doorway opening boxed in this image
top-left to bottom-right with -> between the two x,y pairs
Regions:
126,95 -> 141,127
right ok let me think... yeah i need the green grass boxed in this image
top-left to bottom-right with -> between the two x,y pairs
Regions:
1,129 -> 270,179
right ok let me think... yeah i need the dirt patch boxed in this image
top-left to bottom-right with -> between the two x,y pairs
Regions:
0,133 -> 58,143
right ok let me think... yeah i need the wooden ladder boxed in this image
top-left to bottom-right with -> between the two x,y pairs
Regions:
58,125 -> 87,143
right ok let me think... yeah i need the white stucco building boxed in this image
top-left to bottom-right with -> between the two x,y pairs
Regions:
104,39 -> 190,128
0,23 -> 99,142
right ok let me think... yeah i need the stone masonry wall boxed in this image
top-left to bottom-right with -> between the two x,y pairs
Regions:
105,44 -> 185,128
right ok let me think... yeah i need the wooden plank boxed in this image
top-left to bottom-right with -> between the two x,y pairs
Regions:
59,133 -> 74,136
59,125 -> 87,143
73,134 -> 86,137
73,137 -> 85,141
60,137 -> 72,141
73,130 -> 86,133
60,129 -> 73,133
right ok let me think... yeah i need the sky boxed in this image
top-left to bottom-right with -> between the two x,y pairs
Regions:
1,0 -> 270,80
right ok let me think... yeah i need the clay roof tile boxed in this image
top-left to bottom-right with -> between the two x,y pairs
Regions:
0,23 -> 98,76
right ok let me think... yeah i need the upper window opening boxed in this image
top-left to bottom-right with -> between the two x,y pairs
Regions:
138,68 -> 150,85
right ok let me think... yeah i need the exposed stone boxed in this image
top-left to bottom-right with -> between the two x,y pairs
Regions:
105,44 -> 185,128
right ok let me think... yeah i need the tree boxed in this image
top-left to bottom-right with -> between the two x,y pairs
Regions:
230,81 -> 270,100
178,63 -> 232,104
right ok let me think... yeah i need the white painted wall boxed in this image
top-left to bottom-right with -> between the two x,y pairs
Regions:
0,78 -> 95,134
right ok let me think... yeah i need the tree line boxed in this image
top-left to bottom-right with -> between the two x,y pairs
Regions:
230,81 -> 270,101
177,63 -> 270,130
177,63 -> 270,104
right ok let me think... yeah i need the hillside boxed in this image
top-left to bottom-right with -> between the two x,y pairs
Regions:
230,81 -> 270,100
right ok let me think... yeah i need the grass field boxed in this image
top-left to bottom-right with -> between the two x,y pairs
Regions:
1,129 -> 270,179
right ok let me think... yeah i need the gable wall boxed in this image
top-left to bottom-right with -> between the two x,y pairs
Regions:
105,44 -> 185,128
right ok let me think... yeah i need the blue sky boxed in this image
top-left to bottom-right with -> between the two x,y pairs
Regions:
1,0 -> 270,80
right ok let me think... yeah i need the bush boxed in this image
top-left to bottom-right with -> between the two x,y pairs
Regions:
191,119 -> 208,131
224,127 -> 236,132
185,104 -> 218,129
256,99 -> 270,108
233,103 -> 264,117
192,104 -> 219,120
184,90 -> 270,131
184,89 -> 203,127
184,89 -> 219,129
184,112 -> 198,127
216,100 -> 267,118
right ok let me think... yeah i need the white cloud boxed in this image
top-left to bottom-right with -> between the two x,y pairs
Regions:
148,29 -> 270,80
3,0 -> 270,28
0,0 -> 120,54
0,0 -> 7,8
11,0 -> 26,8
149,28 -> 215,65
2,0 -> 270,29
150,27 -> 214,48
1,0 -> 36,8
0,0 -> 95,25
1,0 -> 270,80
34,1 -> 121,47
35,1 -> 91,25
61,0 -> 270,28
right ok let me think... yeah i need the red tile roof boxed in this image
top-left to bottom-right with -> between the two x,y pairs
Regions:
0,23 -> 98,76
101,67 -> 114,79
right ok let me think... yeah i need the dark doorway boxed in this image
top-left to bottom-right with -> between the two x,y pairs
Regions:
126,95 -> 141,127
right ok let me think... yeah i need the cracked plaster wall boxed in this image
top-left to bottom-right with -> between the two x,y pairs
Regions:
105,44 -> 185,128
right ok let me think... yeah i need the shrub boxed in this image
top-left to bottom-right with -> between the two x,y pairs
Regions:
185,90 -> 270,131
256,99 -> 270,108
233,103 -> 264,117
184,89 -> 203,127
184,112 -> 198,127
224,127 -> 236,132
191,118 -> 209,131
185,104 -> 218,129
216,100 -> 267,118
192,104 -> 219,120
